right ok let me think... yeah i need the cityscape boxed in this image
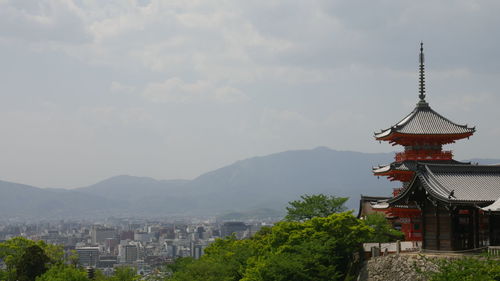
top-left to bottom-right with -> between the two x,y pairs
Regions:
1,1 -> 500,280
0,217 -> 272,277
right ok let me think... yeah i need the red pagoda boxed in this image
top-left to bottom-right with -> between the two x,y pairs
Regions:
370,43 -> 475,241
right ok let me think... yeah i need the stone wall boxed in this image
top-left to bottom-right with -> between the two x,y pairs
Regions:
358,254 -> 439,281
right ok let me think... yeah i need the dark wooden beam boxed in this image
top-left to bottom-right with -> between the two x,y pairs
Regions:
450,208 -> 455,250
489,213 -> 494,246
422,200 -> 426,249
436,205 -> 440,250
473,208 -> 479,248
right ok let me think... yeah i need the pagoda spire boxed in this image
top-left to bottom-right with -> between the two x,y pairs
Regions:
418,42 -> 426,104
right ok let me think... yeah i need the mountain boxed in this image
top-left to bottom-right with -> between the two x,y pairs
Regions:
3,147 -> 498,219
180,147 -> 395,212
216,208 -> 285,221
73,147 -> 395,215
77,175 -> 189,202
0,180 -> 118,219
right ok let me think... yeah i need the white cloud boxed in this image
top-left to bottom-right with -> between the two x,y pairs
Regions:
1,0 -> 500,186
0,0 -> 89,44
142,77 -> 247,104
110,81 -> 136,94
214,86 -> 249,103
142,78 -> 211,103
79,105 -> 154,128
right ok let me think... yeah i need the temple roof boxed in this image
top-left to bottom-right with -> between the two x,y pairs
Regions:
390,163 -> 500,206
357,195 -> 391,218
375,102 -> 475,140
375,43 -> 475,144
482,197 -> 500,212
373,160 -> 468,175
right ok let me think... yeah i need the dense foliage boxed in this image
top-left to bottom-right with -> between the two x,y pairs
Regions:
363,213 -> 404,243
166,193 -> 411,280
33,266 -> 140,281
105,267 -> 140,281
285,194 -> 348,221
168,212 -> 372,281
0,237 -> 140,281
35,265 -> 89,281
426,256 -> 500,281
0,237 -> 62,281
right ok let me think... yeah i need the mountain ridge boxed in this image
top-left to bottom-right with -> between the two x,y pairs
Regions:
1,147 -> 497,220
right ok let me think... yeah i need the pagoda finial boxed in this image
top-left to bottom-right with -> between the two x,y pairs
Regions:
418,42 -> 426,102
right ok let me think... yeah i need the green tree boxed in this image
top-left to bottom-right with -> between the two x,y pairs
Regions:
363,213 -> 404,243
93,269 -> 111,281
15,245 -> 50,281
108,267 -> 139,281
0,237 -> 62,281
0,236 -> 39,280
165,257 -> 196,275
425,257 -> 500,281
68,250 -> 80,268
168,212 -> 371,281
35,264 -> 89,281
169,259 -> 236,281
241,252 -> 313,281
242,213 -> 371,281
285,194 -> 348,221
169,236 -> 258,281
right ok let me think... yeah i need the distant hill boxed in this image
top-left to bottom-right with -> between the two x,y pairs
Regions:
78,175 -> 189,202
2,147 -> 497,219
216,208 -> 285,221
179,147 -> 395,212
76,147 -> 395,215
0,180 -> 118,219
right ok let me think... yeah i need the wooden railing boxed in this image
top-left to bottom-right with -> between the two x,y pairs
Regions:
395,150 -> 453,162
364,241 -> 421,258
488,246 -> 500,256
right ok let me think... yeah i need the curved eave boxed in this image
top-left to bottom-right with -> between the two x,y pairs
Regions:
373,169 -> 413,177
387,175 -> 419,205
375,131 -> 474,144
372,202 -> 390,209
374,103 -> 476,142
389,167 -> 495,207
482,198 -> 500,212
374,171 -> 414,182
372,164 -> 391,174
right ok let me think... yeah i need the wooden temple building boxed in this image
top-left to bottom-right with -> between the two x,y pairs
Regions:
362,43 -> 500,251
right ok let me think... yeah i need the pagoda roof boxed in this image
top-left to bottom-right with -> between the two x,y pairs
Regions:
374,102 -> 475,141
360,195 -> 392,201
373,160 -> 468,175
390,163 -> 500,206
357,195 -> 391,218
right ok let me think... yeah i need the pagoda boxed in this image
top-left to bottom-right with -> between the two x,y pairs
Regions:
371,43 -> 475,241
363,43 -> 500,251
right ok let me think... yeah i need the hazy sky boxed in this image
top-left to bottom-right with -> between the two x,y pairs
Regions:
1,0 -> 499,188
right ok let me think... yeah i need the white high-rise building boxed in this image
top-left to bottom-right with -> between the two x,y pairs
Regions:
76,247 -> 99,267
119,244 -> 138,264
91,226 -> 116,244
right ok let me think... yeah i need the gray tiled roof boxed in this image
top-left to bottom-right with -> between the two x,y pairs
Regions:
375,102 -> 475,139
392,164 -> 500,205
483,197 -> 500,212
373,160 -> 467,174
373,162 -> 412,174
